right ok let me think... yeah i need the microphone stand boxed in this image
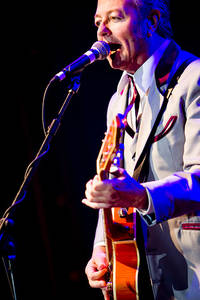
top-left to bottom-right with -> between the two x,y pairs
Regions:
0,74 -> 81,299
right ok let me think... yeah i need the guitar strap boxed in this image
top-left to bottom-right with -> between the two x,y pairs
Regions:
132,52 -> 197,300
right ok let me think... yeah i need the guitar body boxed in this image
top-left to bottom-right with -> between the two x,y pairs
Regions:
102,206 -> 139,300
113,240 -> 139,300
97,115 -> 140,300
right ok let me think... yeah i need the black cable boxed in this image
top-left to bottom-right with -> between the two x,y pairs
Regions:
41,79 -> 53,136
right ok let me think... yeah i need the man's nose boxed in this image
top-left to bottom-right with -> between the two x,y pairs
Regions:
97,22 -> 111,38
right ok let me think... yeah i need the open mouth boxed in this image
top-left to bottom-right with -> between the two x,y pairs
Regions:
109,43 -> 121,55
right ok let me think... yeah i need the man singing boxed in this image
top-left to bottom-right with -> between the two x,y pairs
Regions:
82,0 -> 200,299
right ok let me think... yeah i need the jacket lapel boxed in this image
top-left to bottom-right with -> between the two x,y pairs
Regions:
108,76 -> 130,127
133,41 -> 181,175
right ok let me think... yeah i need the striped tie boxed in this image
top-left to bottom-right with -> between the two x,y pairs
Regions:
123,76 -> 140,138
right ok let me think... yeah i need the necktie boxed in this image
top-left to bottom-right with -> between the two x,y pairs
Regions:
124,76 -> 140,138
123,77 -> 140,175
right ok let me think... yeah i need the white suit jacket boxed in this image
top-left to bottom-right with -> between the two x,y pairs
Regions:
94,41 -> 200,300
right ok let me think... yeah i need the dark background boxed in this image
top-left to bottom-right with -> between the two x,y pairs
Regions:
1,2 -> 199,299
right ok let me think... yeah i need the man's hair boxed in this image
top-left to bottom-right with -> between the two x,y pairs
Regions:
135,0 -> 173,38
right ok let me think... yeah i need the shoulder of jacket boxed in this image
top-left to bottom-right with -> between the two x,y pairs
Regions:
178,55 -> 200,86
176,50 -> 200,75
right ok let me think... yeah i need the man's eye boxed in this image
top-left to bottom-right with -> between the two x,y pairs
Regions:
95,20 -> 101,27
110,16 -> 122,22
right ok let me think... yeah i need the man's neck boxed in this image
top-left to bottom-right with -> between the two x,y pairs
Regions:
148,34 -> 167,58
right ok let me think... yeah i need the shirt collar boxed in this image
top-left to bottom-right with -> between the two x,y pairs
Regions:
117,40 -> 171,98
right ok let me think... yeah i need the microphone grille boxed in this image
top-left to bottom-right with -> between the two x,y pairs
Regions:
91,41 -> 110,60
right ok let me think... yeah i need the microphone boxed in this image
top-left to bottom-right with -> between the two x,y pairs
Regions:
52,41 -> 110,82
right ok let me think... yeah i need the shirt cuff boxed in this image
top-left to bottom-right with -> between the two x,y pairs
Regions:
93,241 -> 106,248
138,187 -> 156,225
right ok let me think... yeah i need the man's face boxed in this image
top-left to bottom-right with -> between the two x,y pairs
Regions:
95,0 -> 149,73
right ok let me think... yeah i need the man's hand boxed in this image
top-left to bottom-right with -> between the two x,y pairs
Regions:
85,246 -> 110,300
82,168 -> 148,210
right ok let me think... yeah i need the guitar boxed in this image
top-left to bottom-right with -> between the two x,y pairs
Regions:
96,114 -> 139,300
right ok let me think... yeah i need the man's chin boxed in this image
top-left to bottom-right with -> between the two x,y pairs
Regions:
107,50 -> 119,65
107,57 -> 126,71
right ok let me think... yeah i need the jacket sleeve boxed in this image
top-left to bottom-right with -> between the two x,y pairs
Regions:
93,209 -> 105,247
142,60 -> 200,224
142,171 -> 200,224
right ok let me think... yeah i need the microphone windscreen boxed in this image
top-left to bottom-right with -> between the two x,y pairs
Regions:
91,41 -> 110,60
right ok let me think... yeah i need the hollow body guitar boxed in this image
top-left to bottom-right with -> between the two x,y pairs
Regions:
96,114 -> 139,300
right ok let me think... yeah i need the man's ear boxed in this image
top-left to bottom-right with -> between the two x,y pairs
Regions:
147,9 -> 161,36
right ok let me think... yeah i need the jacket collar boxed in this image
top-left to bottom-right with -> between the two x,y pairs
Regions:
155,40 -> 181,95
